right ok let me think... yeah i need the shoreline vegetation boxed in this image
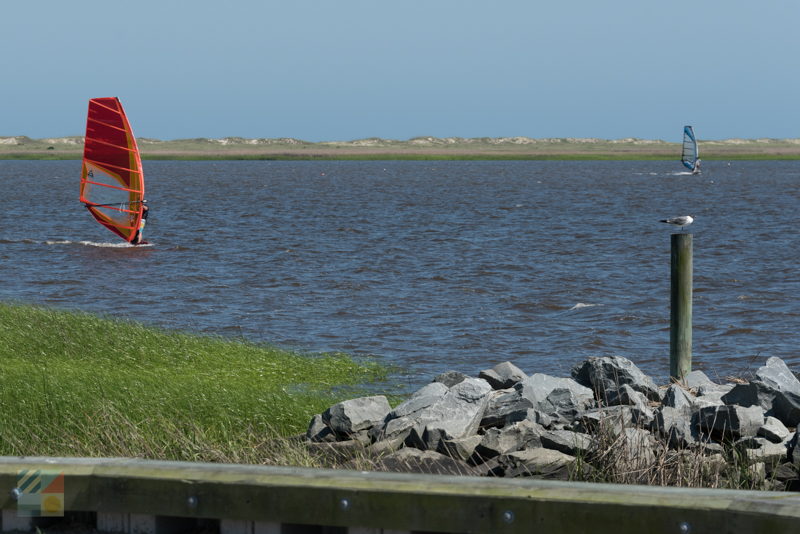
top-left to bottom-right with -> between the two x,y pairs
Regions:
3,302 -> 797,492
0,302 -> 390,464
3,135 -> 800,160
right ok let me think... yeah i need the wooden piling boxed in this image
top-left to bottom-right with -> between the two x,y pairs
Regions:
670,233 -> 693,381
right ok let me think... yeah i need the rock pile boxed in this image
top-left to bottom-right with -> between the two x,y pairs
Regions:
306,356 -> 800,489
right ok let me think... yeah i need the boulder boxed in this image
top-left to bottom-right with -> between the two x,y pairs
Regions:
652,406 -> 697,449
788,432 -> 800,469
472,420 -> 543,462
517,373 -> 595,423
758,416 -> 791,444
372,448 -> 480,476
323,395 -> 392,437
480,388 -> 553,429
617,428 -> 657,470
306,413 -> 335,442
721,358 -> 800,427
498,448 -> 575,479
479,361 -> 527,390
571,356 -> 660,402
439,435 -> 483,462
684,370 -> 715,390
381,378 -> 492,443
540,429 -> 594,456
433,370 -> 469,387
736,437 -> 788,467
662,384 -> 695,412
695,405 -> 764,442
575,405 -> 646,436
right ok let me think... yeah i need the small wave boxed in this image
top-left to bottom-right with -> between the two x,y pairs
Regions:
720,327 -> 757,336
44,240 -> 153,248
569,303 -> 598,311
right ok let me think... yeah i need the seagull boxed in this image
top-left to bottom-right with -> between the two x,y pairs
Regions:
660,215 -> 694,231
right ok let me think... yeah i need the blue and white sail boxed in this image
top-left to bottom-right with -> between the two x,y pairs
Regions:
681,126 -> 700,172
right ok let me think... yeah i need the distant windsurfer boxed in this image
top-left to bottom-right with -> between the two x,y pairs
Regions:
692,159 -> 701,175
131,200 -> 149,245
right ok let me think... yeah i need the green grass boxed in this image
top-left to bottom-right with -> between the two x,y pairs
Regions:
0,302 -> 390,462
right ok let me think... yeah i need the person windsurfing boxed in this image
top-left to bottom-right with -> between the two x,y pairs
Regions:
692,159 -> 701,175
132,200 -> 149,245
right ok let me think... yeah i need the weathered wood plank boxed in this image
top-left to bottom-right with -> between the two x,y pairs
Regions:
0,457 -> 797,534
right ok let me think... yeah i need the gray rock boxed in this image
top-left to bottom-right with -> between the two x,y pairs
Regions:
306,413 -> 335,442
721,358 -> 800,427
480,388 -> 531,428
540,430 -> 594,456
617,428 -> 657,470
605,383 -> 648,407
498,448 -> 575,479
571,356 -> 660,402
373,448 -> 480,476
472,420 -> 543,462
479,361 -> 527,390
772,392 -> 800,428
788,432 -> 800,469
389,382 -> 449,419
518,373 -> 595,423
695,404 -> 764,441
382,378 -> 492,443
323,395 -> 391,436
758,416 -> 791,443
738,438 -> 788,467
756,357 -> 800,392
697,382 -> 734,398
684,370 -> 715,390
439,435 -> 483,462
662,384 -> 695,412
770,462 -> 798,483
721,382 -> 768,409
575,405 -> 637,436
404,426 -> 450,452
433,370 -> 469,388
605,385 -> 655,426
653,406 -> 697,449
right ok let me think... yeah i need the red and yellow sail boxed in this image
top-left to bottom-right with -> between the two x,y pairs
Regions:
79,97 -> 145,242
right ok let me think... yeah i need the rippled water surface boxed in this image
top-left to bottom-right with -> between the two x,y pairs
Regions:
1,160 -> 799,387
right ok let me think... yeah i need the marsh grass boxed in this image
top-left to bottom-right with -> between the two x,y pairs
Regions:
568,410 -> 777,491
0,302 -> 389,462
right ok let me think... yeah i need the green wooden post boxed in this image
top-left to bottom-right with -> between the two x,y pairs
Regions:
670,233 -> 693,381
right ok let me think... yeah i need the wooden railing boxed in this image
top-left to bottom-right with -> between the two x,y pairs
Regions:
0,457 -> 799,533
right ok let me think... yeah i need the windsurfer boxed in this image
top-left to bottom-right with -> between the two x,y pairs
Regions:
692,159 -> 701,175
132,200 -> 149,245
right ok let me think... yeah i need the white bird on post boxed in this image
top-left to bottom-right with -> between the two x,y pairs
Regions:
660,215 -> 694,232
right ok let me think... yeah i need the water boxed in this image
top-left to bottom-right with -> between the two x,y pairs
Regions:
1,160 -> 799,387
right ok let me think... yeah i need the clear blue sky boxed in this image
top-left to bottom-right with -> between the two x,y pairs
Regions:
2,1 -> 798,141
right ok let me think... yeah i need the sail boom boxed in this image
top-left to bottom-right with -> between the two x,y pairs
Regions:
81,179 -> 142,194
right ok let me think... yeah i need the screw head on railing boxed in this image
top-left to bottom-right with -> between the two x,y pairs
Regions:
9,488 -> 21,502
502,510 -> 515,524
679,521 -> 691,534
187,496 -> 198,509
340,498 -> 351,511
